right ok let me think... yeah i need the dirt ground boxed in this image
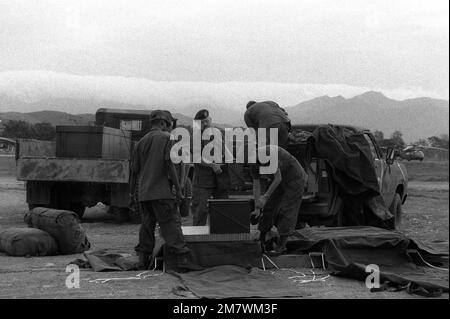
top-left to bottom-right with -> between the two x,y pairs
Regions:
0,156 -> 448,299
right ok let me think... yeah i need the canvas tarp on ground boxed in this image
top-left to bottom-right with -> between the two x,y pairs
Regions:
170,265 -> 304,298
286,226 -> 448,296
69,227 -> 448,298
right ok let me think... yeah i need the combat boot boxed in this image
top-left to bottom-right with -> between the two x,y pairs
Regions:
136,253 -> 151,270
175,253 -> 204,273
267,235 -> 288,256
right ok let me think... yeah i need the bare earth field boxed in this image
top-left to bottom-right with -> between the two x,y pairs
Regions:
0,156 -> 448,299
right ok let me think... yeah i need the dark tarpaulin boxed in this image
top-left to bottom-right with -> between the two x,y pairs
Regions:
70,249 -> 140,272
287,227 -> 449,296
164,241 -> 262,271
68,227 -> 448,297
306,125 -> 394,228
170,265 -> 304,299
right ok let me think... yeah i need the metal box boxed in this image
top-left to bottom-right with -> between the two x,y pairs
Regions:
56,126 -> 131,159
208,199 -> 253,234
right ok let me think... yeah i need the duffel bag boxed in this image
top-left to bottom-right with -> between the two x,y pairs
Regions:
0,227 -> 58,257
24,208 -> 91,255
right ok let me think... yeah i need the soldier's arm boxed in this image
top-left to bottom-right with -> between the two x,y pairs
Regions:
263,168 -> 282,199
129,146 -> 140,199
244,111 -> 256,129
165,137 -> 183,197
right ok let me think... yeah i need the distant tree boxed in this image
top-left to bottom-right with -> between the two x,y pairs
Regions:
441,134 -> 449,149
2,120 -> 56,140
373,130 -> 384,142
2,120 -> 34,138
428,134 -> 449,149
414,138 -> 429,147
390,131 -> 406,149
33,123 -> 56,140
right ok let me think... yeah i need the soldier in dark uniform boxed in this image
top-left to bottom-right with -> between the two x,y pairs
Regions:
251,145 -> 307,255
129,110 -> 202,272
191,109 -> 231,226
245,100 -> 291,149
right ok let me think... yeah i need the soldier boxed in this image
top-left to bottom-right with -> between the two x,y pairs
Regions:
129,110 -> 202,272
251,145 -> 307,255
245,101 -> 291,149
191,109 -> 231,226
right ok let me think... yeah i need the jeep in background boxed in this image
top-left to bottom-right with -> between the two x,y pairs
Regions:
400,146 -> 425,162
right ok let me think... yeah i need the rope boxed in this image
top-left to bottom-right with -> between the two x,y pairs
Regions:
89,269 -> 164,284
414,251 -> 449,272
88,258 -> 165,284
262,254 -> 279,269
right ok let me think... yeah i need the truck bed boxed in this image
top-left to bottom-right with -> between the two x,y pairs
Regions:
17,157 -> 129,183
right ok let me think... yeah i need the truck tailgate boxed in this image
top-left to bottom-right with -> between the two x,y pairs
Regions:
17,157 -> 129,183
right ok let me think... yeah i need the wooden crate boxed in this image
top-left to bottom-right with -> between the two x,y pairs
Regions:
56,126 -> 131,159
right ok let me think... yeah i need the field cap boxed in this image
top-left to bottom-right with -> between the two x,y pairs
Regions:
150,110 -> 175,125
194,109 -> 209,120
246,101 -> 257,109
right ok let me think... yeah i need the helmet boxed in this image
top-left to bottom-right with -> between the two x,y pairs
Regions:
150,110 -> 177,127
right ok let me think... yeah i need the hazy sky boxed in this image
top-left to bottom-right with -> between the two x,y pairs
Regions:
0,0 -> 449,99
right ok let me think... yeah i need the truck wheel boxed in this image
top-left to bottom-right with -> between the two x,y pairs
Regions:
389,193 -> 403,229
128,208 -> 142,224
69,203 -> 86,219
110,206 -> 130,223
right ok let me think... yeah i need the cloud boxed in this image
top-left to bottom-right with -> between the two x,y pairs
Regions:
0,70 -> 447,123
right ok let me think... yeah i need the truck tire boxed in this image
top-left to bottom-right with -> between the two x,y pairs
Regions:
128,208 -> 142,224
68,203 -> 86,219
109,206 -> 130,223
389,193 -> 403,229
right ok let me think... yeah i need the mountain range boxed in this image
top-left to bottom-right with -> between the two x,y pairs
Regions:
0,92 -> 448,142
285,92 -> 448,141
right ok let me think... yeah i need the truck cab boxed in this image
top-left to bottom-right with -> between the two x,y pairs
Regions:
95,108 -> 178,141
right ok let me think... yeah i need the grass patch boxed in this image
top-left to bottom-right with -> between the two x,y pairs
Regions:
403,160 -> 449,182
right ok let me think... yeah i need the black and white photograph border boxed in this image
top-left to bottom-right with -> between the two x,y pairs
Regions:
0,0 -> 448,306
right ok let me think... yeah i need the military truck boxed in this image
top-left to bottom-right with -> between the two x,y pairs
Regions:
16,108 -> 187,222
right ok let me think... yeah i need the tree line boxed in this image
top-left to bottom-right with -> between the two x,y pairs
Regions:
373,129 -> 449,150
373,129 -> 449,161
0,120 -> 56,140
1,119 -> 448,153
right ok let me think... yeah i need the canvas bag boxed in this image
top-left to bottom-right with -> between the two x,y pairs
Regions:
24,208 -> 91,254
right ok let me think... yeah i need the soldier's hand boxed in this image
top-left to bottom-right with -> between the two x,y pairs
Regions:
255,195 -> 268,210
129,194 -> 136,208
211,163 -> 223,174
176,190 -> 185,204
